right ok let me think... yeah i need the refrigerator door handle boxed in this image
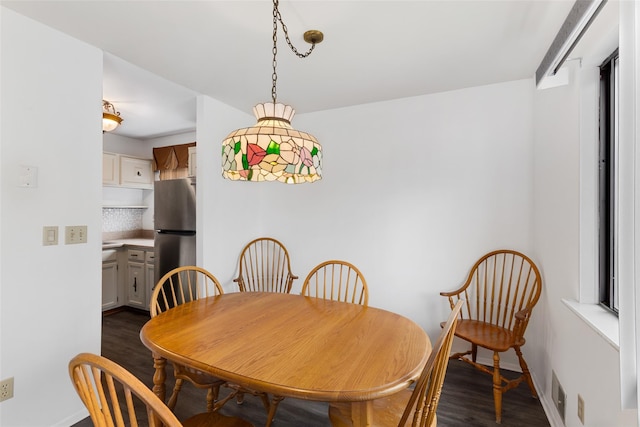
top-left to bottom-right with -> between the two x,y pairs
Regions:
156,230 -> 196,236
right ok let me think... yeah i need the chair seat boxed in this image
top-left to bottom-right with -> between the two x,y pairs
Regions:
441,319 -> 523,352
328,384 -> 436,427
183,411 -> 255,427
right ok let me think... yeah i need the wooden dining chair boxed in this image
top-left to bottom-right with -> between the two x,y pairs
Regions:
231,238 -> 297,424
328,300 -> 464,427
234,237 -> 298,293
69,352 -> 254,427
301,260 -> 369,306
440,249 -> 542,423
273,260 -> 368,425
150,266 -> 237,413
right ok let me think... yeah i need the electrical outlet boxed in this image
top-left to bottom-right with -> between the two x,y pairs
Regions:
0,377 -> 14,402
578,394 -> 585,424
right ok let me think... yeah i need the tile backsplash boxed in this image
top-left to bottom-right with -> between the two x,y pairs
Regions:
102,207 -> 144,232
102,207 -> 154,241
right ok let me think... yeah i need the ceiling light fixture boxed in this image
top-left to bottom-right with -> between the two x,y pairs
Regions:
222,0 -> 323,184
102,100 -> 123,132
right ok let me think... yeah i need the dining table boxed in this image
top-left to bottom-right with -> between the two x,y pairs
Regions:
139,291 -> 430,427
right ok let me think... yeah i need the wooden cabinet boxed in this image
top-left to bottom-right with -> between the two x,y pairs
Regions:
102,249 -> 120,311
103,152 -> 153,189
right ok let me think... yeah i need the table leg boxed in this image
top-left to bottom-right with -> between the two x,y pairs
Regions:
151,353 -> 167,403
350,401 -> 373,427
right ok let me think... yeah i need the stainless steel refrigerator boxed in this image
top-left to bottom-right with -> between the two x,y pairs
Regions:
154,177 -> 196,287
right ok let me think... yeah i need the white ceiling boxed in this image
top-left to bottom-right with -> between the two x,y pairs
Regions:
2,1 -> 586,139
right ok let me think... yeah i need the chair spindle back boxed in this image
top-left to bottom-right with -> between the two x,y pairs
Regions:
151,266 -> 223,317
69,353 -> 182,427
301,260 -> 369,306
399,300 -> 464,427
447,250 -> 541,332
236,237 -> 296,293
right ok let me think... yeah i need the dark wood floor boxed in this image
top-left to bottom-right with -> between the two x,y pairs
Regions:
72,309 -> 550,427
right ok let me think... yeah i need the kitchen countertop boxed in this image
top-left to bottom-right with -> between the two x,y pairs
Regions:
102,238 -> 154,250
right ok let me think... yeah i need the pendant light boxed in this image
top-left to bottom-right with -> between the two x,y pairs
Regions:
222,0 -> 323,184
102,100 -> 123,132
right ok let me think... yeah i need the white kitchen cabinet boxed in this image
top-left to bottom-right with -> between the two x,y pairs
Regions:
126,249 -> 146,308
102,249 -> 120,310
103,152 -> 153,189
102,152 -> 119,186
119,155 -> 153,189
127,262 -> 146,308
188,146 -> 197,177
126,248 -> 156,310
145,251 -> 155,310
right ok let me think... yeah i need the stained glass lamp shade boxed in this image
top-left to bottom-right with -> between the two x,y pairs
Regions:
222,103 -> 322,184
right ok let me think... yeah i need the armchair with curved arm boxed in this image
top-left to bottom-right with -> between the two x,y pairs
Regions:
440,249 -> 542,424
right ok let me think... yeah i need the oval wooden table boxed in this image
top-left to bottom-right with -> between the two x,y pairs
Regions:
140,292 -> 430,426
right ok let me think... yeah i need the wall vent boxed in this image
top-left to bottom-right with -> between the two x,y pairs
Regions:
552,370 -> 566,424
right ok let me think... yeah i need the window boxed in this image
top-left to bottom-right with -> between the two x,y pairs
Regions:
598,49 -> 619,314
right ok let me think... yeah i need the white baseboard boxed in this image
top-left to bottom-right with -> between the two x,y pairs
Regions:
52,408 -> 89,427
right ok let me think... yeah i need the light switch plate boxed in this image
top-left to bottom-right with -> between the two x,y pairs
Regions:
42,226 -> 58,246
65,225 -> 87,244
18,165 -> 38,188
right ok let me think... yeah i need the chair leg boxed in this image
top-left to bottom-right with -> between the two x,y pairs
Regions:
167,378 -> 183,411
492,352 -> 502,424
471,344 -> 478,362
233,387 -> 268,409
515,346 -> 537,398
265,395 -> 285,427
259,392 -> 271,413
206,384 -> 221,412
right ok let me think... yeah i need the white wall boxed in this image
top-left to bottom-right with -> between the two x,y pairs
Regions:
291,81 -> 535,339
199,80 -> 535,362
530,4 -> 637,425
532,64 -> 589,426
197,96 -> 261,287
103,132 -> 153,159
148,131 -> 196,148
532,63 -> 636,427
0,7 -> 103,426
